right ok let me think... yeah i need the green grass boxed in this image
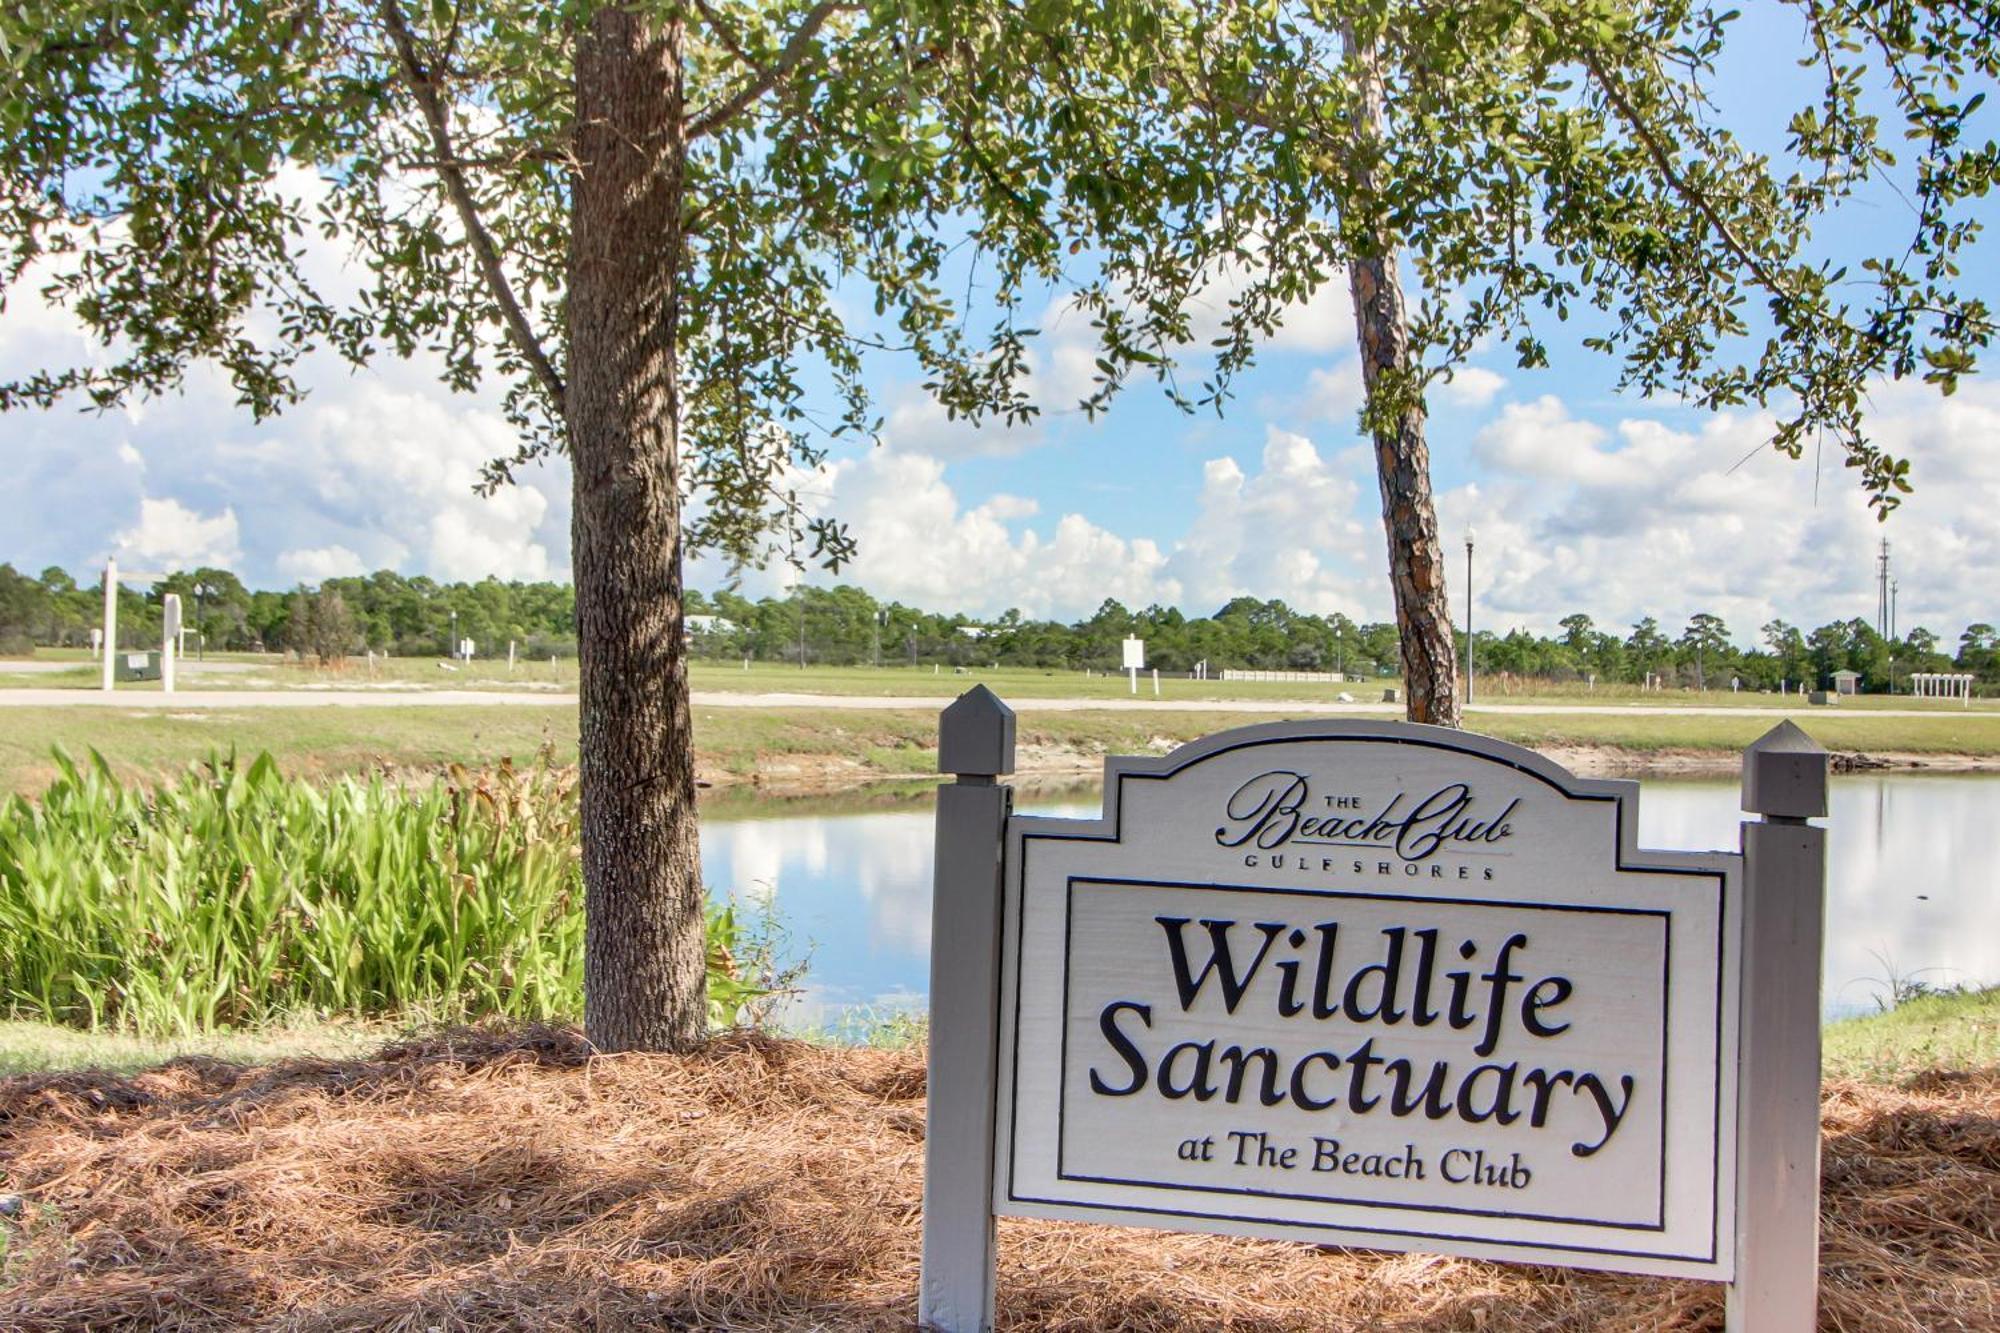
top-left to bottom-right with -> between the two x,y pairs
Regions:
1823,987 -> 2000,1081
0,1016 -> 392,1075
2,700 -> 1997,796
1,987 -> 1987,1080
0,704 -> 578,794
1472,710 -> 2000,756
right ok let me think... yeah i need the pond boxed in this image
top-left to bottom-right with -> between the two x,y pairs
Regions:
697,772 -> 2000,1032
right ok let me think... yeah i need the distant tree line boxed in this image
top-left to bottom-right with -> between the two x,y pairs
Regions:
0,562 -> 1993,693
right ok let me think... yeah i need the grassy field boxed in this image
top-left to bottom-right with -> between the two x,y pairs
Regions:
3,700 -> 1998,795
0,703 -> 580,794
9,648 -> 1995,711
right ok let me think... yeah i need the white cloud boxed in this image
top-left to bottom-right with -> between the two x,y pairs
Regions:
0,186 -> 569,588
877,386 -> 1044,460
1445,384 -> 2000,643
1168,427 -> 1373,618
744,376 -> 2000,646
798,448 -> 1176,617
113,498 -> 242,571
6,173 -> 1992,650
276,544 -> 368,583
738,421 -> 1380,623
1299,359 -> 1366,423
1438,365 -> 1507,407
1181,254 -> 1353,355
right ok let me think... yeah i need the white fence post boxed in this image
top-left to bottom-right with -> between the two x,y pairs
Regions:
922,686 -> 1015,1332
100,559 -> 118,693
1728,720 -> 1829,1332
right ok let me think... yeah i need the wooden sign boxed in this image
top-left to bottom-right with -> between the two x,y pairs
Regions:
995,724 -> 1735,1276
922,691 -> 1830,1333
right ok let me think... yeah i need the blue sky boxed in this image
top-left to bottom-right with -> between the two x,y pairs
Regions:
3,16 -> 1997,648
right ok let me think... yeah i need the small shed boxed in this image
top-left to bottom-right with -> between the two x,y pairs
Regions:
1830,669 -> 1861,696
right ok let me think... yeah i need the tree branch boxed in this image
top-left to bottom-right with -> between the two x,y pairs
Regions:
1573,43 -> 1795,308
686,0 -> 855,142
379,0 -> 566,409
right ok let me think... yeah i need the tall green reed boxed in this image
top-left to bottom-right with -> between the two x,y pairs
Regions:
0,751 -> 781,1036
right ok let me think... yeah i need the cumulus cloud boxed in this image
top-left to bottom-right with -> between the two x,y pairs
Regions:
731,374 -> 1997,647
1167,427 -> 1374,618
799,448 -> 1177,617
0,178 -> 569,588
1438,365 -> 1507,407
276,544 -> 368,583
6,175 -> 1990,650
1,326 -> 568,587
113,498 -> 242,571
1444,384 -> 2000,643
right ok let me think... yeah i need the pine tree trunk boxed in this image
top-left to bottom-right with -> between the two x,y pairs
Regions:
1345,29 -> 1462,728
568,8 -> 708,1051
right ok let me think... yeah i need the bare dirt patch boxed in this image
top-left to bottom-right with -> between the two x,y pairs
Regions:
0,1028 -> 1993,1330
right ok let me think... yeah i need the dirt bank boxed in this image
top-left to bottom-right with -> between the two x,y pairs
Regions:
702,740 -> 2000,795
1532,745 -> 2000,780
1,1027 -> 1992,1330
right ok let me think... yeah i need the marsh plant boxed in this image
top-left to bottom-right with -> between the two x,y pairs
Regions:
0,751 -> 786,1036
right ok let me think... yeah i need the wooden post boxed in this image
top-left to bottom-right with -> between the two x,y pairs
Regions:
1729,720 -> 1829,1332
922,685 -> 1015,1332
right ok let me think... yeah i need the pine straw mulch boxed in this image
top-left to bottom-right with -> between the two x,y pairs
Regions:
0,1028 -> 1993,1332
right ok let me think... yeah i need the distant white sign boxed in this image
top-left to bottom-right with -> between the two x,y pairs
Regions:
994,725 -> 1738,1278
1121,637 -> 1145,670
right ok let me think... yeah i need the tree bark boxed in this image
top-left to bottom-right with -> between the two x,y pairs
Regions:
1344,31 -> 1462,728
568,8 -> 708,1051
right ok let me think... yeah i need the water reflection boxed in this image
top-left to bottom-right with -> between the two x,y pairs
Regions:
699,773 -> 1997,1029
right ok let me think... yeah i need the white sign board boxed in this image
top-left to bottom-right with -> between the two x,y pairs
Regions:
1121,637 -> 1145,671
162,593 -> 182,638
993,723 -> 1739,1278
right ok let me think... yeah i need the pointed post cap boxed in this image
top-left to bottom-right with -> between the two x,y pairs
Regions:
1742,720 -> 1828,819
939,685 -> 1016,777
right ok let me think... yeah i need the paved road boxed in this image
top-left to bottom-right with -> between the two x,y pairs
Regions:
0,686 -> 1990,721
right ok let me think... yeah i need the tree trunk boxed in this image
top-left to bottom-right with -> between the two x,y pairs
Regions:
568,8 -> 707,1051
1344,30 -> 1462,728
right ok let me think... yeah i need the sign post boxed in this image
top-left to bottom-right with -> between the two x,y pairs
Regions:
922,694 -> 1828,1331
100,559 -> 118,693
161,593 -> 182,694
1122,637 -> 1144,695
1729,722 -> 1828,1330
922,686 -> 1015,1331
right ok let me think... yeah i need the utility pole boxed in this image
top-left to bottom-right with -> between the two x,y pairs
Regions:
1464,528 -> 1476,706
1876,538 -> 1892,639
1890,579 -> 1899,642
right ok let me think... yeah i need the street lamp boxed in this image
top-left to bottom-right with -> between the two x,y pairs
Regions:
449,608 -> 459,660
1465,527 -> 1476,706
192,581 -> 214,660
